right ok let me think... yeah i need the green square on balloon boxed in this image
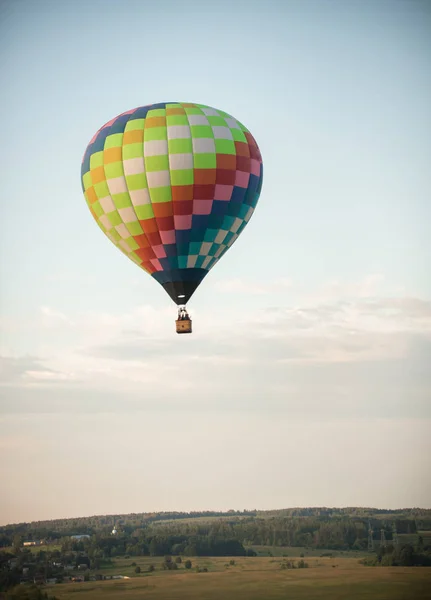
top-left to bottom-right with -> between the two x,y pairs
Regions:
104,133 -> 123,148
150,186 -> 172,203
145,155 -> 169,172
107,211 -> 122,227
194,153 -> 216,169
231,128 -> 247,143
144,127 -> 167,142
94,180 -> 110,198
191,125 -> 213,138
104,162 -> 124,178
90,151 -> 104,169
125,118 -> 145,131
135,204 -> 154,220
92,201 -> 103,218
125,221 -> 143,236
168,138 -> 192,154
82,171 -> 92,190
215,139 -> 236,155
170,170 -> 193,186
208,116 -> 226,126
123,143 -> 144,160
126,173 -> 147,191
146,109 -> 166,118
166,115 -> 189,126
112,192 -> 131,209
184,107 -> 204,115
124,236 -> 139,251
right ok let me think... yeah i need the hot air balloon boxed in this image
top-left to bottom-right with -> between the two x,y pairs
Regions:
81,102 -> 263,334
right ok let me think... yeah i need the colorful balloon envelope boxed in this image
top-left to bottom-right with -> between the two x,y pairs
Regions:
81,102 -> 263,323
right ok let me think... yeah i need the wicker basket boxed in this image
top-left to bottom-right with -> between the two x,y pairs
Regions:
176,319 -> 192,334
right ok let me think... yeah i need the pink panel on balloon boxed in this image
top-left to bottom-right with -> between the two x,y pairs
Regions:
160,230 -> 176,245
174,214 -> 192,230
150,258 -> 163,271
235,171 -> 250,188
250,159 -> 261,176
153,245 -> 167,259
214,184 -> 233,201
193,199 -> 213,215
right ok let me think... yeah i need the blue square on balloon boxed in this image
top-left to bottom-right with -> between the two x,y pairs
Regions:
244,186 -> 257,206
176,243 -> 189,256
245,189 -> 259,208
163,244 -> 177,257
221,215 -> 235,230
211,200 -> 229,217
248,174 -> 259,192
191,215 -> 210,238
158,258 -> 172,271
227,202 -> 243,217
131,106 -> 152,119
167,256 -> 179,269
178,255 -> 188,269
256,168 -> 263,194
188,242 -> 200,255
208,243 -> 219,256
230,186 -> 246,203
175,230 -> 191,246
81,153 -> 92,177
90,128 -> 112,155
195,256 -> 205,269
237,221 -> 247,235
224,231 -> 235,245
207,214 -> 225,229
204,229 -> 218,242
150,102 -> 170,110
108,115 -> 130,135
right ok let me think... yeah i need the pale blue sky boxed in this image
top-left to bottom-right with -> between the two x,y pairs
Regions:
1,0 -> 430,524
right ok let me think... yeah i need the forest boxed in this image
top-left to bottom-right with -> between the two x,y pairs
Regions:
1,507 -> 431,594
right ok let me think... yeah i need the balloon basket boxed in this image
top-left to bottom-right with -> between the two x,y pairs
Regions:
176,319 -> 192,334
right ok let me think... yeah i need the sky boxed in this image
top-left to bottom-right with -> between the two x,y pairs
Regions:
0,0 -> 430,526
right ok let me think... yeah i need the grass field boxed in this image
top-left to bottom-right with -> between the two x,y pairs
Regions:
249,545 -> 365,558
47,555 -> 431,600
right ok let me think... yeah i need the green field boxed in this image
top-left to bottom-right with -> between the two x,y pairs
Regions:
46,555 -> 431,600
250,545 -> 366,558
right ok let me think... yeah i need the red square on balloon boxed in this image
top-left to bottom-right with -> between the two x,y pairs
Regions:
193,184 -> 215,200
216,169 -> 236,185
173,200 -> 193,215
157,216 -> 175,231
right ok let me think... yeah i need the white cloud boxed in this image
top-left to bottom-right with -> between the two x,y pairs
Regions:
213,277 -> 293,295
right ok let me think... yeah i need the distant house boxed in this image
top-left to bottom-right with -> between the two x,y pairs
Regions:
23,540 -> 44,546
70,535 -> 90,540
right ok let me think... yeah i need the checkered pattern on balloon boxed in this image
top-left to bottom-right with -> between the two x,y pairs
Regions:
81,102 -> 263,307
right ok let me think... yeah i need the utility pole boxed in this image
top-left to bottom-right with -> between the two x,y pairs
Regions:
380,528 -> 387,548
368,521 -> 374,552
392,522 -> 399,548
